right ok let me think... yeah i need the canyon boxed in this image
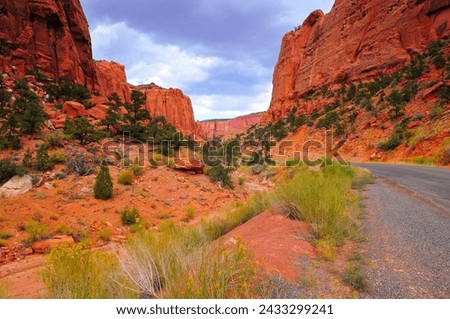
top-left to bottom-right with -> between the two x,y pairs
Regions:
198,112 -> 264,140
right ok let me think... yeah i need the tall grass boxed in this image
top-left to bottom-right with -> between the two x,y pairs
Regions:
122,228 -> 255,298
119,192 -> 268,299
274,165 -> 360,245
41,244 -> 136,299
42,192 -> 267,299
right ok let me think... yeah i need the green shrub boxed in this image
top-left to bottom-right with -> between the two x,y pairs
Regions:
25,220 -> 48,243
94,161 -> 113,200
430,101 -> 445,120
120,207 -> 139,226
36,144 -> 54,171
55,224 -> 74,236
44,133 -> 65,148
181,206 -> 196,223
379,134 -> 402,151
49,151 -> 67,164
0,231 -> 12,240
118,169 -> 134,185
129,164 -> 143,176
0,159 -> 22,183
54,78 -> 91,103
436,85 -> 450,103
316,111 -> 339,129
341,252 -> 367,292
404,55 -> 425,79
98,228 -> 112,242
64,117 -> 95,144
204,164 -> 234,189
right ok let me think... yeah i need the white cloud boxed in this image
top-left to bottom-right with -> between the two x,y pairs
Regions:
91,20 -> 274,121
191,83 -> 272,120
91,21 -> 224,88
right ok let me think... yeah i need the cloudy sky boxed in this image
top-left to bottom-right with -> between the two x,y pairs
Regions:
79,0 -> 334,120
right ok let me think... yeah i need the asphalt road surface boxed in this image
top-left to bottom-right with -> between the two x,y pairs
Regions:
353,163 -> 450,298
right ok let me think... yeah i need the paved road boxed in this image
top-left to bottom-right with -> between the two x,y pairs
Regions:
355,163 -> 450,211
353,163 -> 450,298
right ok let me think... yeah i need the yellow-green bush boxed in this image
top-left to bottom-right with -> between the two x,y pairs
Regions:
41,244 -> 136,299
25,220 -> 49,243
49,151 -> 67,164
118,169 -> 134,185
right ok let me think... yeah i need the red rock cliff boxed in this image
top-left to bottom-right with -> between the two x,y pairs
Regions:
265,0 -> 450,121
135,84 -> 197,135
93,60 -> 131,103
0,0 -> 95,87
199,112 -> 264,140
0,0 -> 199,134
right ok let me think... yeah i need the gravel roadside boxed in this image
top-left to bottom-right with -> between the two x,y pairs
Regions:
361,178 -> 450,298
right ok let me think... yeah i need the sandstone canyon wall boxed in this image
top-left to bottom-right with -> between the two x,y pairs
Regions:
93,60 -> 131,103
199,112 -> 264,140
265,0 -> 450,121
0,0 -> 95,87
0,0 -> 198,134
136,84 -> 197,135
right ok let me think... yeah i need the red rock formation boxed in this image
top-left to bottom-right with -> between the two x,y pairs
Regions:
135,84 -> 197,134
265,0 -> 450,122
93,60 -> 131,103
0,0 -> 199,134
62,101 -> 87,118
0,0 -> 95,87
199,112 -> 264,139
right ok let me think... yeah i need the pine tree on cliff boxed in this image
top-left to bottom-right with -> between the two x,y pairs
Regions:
121,90 -> 151,141
100,93 -> 123,131
94,160 -> 113,200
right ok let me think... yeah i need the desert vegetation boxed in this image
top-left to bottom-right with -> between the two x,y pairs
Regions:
38,162 -> 370,299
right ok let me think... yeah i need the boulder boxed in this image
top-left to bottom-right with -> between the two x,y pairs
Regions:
32,235 -> 75,254
0,175 -> 33,198
173,159 -> 205,174
62,101 -> 88,118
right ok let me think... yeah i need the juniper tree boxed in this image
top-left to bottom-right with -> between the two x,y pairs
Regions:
94,160 -> 113,200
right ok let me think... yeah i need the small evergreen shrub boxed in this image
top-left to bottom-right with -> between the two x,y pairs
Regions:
36,144 -> 54,171
0,159 -> 22,183
205,165 -> 234,189
94,161 -> 113,200
120,207 -> 139,226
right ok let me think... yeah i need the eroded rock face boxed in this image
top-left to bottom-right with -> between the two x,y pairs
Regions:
0,0 -> 95,87
199,113 -> 264,140
136,84 -> 197,134
265,0 -> 450,121
93,60 -> 131,103
0,0 -> 199,134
